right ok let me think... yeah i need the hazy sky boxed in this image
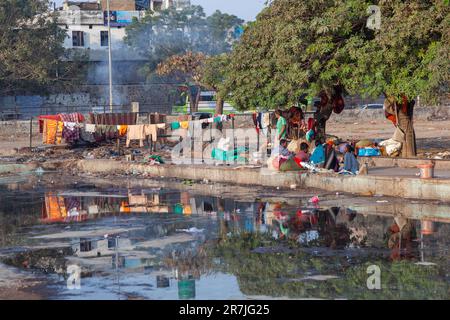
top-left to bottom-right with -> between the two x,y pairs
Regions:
191,0 -> 266,21
53,0 -> 266,21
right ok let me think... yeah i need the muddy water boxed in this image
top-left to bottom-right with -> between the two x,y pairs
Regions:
0,175 -> 448,300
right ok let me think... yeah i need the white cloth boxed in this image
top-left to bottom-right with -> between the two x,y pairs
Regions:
85,124 -> 96,133
217,137 -> 231,151
64,122 -> 77,131
379,138 -> 402,156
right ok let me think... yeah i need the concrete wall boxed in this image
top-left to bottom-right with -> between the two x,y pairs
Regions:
0,84 -> 177,118
74,160 -> 450,202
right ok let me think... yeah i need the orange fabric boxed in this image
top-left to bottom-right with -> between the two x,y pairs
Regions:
42,120 -> 64,145
56,121 -> 63,144
43,120 -> 57,144
180,121 -> 189,129
44,194 -> 67,222
120,201 -> 131,213
118,125 -> 128,137
183,205 -> 192,215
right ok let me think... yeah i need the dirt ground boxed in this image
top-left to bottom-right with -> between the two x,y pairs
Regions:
327,118 -> 450,157
1,118 -> 450,159
0,263 -> 45,299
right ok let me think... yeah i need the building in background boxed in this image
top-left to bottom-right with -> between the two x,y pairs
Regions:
0,0 -> 187,117
57,0 -> 191,55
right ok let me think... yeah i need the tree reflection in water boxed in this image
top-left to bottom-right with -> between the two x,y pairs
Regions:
164,203 -> 448,299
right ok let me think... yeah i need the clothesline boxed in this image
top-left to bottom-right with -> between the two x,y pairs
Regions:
40,113 -> 234,146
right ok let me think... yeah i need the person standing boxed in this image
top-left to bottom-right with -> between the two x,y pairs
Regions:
275,109 -> 287,141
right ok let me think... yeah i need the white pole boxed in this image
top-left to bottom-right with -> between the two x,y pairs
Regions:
107,0 -> 113,113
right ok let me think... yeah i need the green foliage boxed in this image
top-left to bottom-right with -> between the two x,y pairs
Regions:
225,0 -> 449,110
0,0 -> 81,95
199,54 -> 230,95
209,232 -> 449,299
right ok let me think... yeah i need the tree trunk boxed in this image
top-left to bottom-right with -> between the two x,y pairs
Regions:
188,86 -> 201,113
384,96 -> 417,158
397,100 -> 417,158
215,95 -> 224,131
215,95 -> 224,115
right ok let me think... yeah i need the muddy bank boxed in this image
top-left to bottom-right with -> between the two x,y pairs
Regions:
0,262 -> 47,300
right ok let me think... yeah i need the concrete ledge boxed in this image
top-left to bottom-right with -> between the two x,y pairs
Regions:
76,160 -> 450,202
0,163 -> 39,175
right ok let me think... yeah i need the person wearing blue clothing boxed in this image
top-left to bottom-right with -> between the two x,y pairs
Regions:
310,140 -> 325,166
342,144 -> 360,174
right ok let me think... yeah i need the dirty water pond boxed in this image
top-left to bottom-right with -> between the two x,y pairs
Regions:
0,174 -> 448,300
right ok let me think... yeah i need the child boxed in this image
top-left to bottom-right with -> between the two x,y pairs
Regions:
341,144 -> 359,174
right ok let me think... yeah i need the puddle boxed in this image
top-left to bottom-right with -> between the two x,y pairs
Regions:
0,174 -> 448,300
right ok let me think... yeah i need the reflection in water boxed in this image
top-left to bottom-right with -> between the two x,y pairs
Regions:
0,181 -> 448,300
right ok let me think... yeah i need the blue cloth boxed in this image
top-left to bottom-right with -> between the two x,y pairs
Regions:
310,144 -> 325,164
306,129 -> 315,142
358,148 -> 381,157
280,146 -> 292,157
344,152 -> 359,174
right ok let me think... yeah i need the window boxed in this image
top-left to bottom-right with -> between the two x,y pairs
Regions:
72,31 -> 84,47
108,238 -> 116,248
80,240 -> 93,252
100,31 -> 109,47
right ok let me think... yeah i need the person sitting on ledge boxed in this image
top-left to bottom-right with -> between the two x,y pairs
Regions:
310,139 -> 325,167
295,142 -> 310,163
340,144 -> 359,174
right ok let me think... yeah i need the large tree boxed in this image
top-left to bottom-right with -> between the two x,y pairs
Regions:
156,51 -> 206,112
225,0 -> 449,156
0,0 -> 80,96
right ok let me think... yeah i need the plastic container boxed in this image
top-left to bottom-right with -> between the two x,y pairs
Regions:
178,279 -> 196,299
417,163 -> 435,179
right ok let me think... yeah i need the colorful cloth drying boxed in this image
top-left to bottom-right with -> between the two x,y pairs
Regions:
126,125 -> 145,147
180,121 -> 189,129
144,124 -> 158,142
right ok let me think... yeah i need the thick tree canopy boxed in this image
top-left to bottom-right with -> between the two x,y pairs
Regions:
124,6 -> 244,78
225,0 -> 449,110
0,0 -> 71,95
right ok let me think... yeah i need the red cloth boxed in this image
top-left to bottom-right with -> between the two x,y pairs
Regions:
59,113 -> 84,123
293,157 -> 304,168
307,118 -> 316,131
385,111 -> 396,125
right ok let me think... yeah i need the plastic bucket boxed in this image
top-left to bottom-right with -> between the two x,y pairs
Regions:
178,279 -> 196,299
417,163 -> 434,179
